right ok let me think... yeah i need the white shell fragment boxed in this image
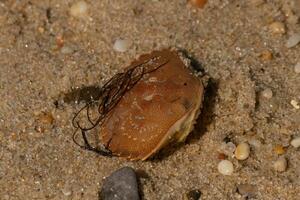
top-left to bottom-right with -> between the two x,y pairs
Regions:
113,39 -> 131,52
273,157 -> 287,172
235,142 -> 250,160
291,137 -> 300,148
285,33 -> 300,48
218,160 -> 234,175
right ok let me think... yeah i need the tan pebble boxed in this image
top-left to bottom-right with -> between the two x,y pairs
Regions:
273,157 -> 287,172
269,21 -> 286,34
38,27 -> 45,33
260,50 -> 273,61
37,112 -> 55,125
291,137 -> 300,148
261,88 -> 273,99
70,1 -> 88,18
290,100 -> 300,109
235,142 -> 250,160
274,145 -> 285,155
218,160 -> 234,175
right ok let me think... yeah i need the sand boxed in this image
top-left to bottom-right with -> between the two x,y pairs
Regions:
0,0 -> 299,199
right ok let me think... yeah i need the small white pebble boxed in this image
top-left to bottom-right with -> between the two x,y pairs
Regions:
294,62 -> 300,74
218,160 -> 234,175
235,142 -> 250,160
285,33 -> 300,48
273,157 -> 287,172
70,1 -> 88,18
290,100 -> 300,109
113,39 -> 131,53
291,137 -> 300,148
220,142 -> 236,156
261,88 -> 273,99
269,22 -> 286,34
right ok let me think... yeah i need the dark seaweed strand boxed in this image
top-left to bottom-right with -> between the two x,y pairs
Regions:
72,56 -> 169,156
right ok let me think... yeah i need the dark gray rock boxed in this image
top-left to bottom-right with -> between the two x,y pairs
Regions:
100,167 -> 140,200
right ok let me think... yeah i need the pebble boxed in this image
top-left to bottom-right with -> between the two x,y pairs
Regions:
291,137 -> 300,148
290,100 -> 300,109
217,152 -> 226,160
113,39 -> 131,53
294,62 -> 300,74
56,36 -> 64,48
220,142 -> 236,156
218,160 -> 234,175
70,1 -> 88,18
38,27 -> 45,33
261,88 -> 273,99
189,0 -> 208,8
285,33 -> 300,48
269,22 -> 286,34
260,50 -> 273,61
237,184 -> 256,198
274,145 -> 285,155
183,189 -> 202,200
273,157 -> 287,172
100,167 -> 140,200
37,112 -> 54,125
235,142 -> 250,160
248,138 -> 261,149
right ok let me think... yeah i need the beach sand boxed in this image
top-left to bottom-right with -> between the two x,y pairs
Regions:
0,0 -> 299,199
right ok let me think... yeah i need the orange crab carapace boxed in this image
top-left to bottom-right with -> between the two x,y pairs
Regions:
99,49 -> 204,160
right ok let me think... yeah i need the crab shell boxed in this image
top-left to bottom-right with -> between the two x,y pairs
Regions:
100,49 -> 204,160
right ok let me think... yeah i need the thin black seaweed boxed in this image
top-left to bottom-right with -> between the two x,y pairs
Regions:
72,56 -> 169,156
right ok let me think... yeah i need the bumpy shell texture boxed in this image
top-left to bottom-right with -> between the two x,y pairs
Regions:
100,49 -> 204,160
